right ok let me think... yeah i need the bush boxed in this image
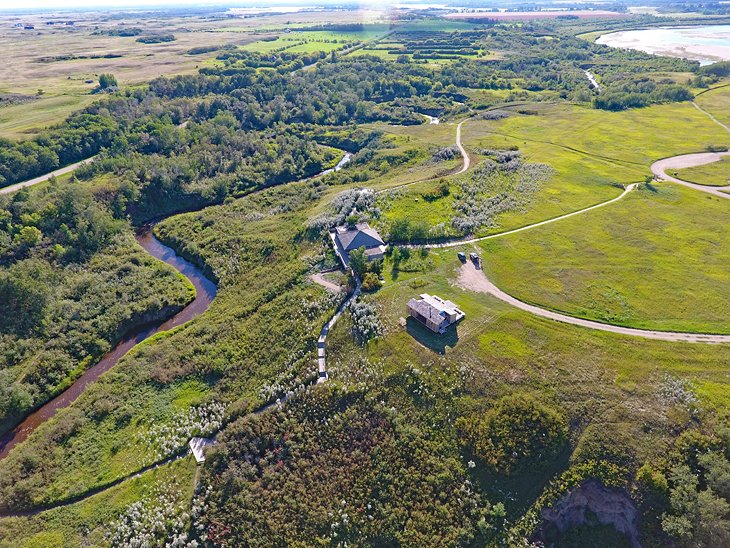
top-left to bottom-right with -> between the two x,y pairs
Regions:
136,34 -> 176,44
348,298 -> 382,342
458,393 -> 567,475
361,272 -> 380,292
98,73 -> 117,90
421,179 -> 450,201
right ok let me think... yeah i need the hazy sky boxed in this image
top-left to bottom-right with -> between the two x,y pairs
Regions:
1,0 -> 217,6
0,0 -> 324,10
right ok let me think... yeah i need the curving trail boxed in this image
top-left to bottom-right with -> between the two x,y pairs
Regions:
428,184 -> 638,248
692,99 -> 730,134
457,262 -> 730,344
0,152 -> 357,515
0,156 -> 97,196
439,113 -> 729,344
455,118 -> 470,174
651,151 -> 730,198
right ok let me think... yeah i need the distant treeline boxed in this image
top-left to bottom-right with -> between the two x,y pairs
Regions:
0,24 -> 715,191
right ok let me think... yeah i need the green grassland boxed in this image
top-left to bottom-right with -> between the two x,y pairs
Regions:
464,101 -> 729,171
373,178 -> 460,240
349,47 -> 401,61
0,458 -> 196,548
240,26 -> 391,54
461,101 -> 726,228
676,155 -> 730,186
376,100 -> 729,242
0,95 -> 97,141
2,11 -> 730,545
694,82 -> 730,129
0,17 -> 262,139
480,184 -> 730,333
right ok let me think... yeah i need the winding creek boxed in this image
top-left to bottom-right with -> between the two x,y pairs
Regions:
0,111 -> 728,512
0,152 -> 355,462
0,228 -> 217,459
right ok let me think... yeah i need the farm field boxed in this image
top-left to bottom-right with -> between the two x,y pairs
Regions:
240,25 -> 391,54
0,14 -> 266,138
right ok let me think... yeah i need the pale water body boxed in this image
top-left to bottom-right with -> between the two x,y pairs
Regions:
597,25 -> 730,65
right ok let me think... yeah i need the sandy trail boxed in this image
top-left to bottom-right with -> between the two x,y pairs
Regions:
310,271 -> 343,293
423,184 -> 637,249
455,262 -> 730,344
0,156 -> 97,195
692,100 -> 730,133
651,151 -> 730,198
456,118 -> 470,174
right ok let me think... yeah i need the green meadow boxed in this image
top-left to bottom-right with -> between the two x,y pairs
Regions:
479,184 -> 730,333
694,82 -> 730,129
376,100 -> 729,241
0,458 -> 196,548
329,245 -> 730,463
240,26 -> 392,54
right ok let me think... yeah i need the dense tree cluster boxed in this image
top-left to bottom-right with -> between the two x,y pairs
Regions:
636,428 -> 730,546
198,385 -> 490,546
457,394 -> 568,476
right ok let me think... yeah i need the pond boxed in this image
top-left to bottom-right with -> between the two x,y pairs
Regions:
596,25 -> 730,65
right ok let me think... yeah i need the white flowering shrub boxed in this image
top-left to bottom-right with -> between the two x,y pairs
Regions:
431,145 -> 460,162
306,188 -> 375,234
479,109 -> 511,121
190,484 -> 213,544
348,299 -> 382,343
658,373 -> 698,408
452,152 -> 552,234
258,289 -> 342,402
138,401 -> 225,460
106,485 -> 196,548
259,347 -> 318,404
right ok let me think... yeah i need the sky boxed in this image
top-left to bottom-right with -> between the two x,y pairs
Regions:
0,0 -> 360,8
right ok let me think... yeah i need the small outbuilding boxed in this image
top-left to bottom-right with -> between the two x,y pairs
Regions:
188,436 -> 214,464
407,293 -> 465,334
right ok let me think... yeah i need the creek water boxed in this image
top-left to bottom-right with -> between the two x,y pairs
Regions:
0,152 -> 353,461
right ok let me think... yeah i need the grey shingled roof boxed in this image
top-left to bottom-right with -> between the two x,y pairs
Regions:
336,223 -> 385,251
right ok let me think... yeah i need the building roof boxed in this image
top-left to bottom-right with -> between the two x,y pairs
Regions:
335,223 -> 384,252
407,293 -> 464,324
189,436 -> 214,464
